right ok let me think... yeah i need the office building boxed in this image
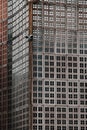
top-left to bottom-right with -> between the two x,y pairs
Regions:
3,0 -> 87,130
31,1 -> 87,129
8,0 -> 30,130
0,0 -> 8,129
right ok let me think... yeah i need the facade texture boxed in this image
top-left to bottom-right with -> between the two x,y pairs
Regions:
8,0 -> 30,130
0,0 -> 87,130
0,0 -> 8,129
32,1 -> 87,130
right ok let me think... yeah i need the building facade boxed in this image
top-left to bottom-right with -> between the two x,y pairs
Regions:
7,0 -> 87,130
0,0 -> 8,129
32,1 -> 87,130
8,0 -> 30,130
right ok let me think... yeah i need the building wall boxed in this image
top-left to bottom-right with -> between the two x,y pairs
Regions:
32,0 -> 87,130
8,0 -> 30,130
0,0 -> 8,129
8,0 -> 87,130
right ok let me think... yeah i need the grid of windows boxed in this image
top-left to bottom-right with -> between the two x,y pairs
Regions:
8,0 -> 29,130
32,1 -> 87,130
0,0 -> 8,129
7,0 -> 87,130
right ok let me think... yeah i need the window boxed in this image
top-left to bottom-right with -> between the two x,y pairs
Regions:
69,108 -> 73,112
38,120 -> 42,124
45,126 -> 49,129
45,120 -> 49,124
57,100 -> 61,104
45,107 -> 49,111
68,57 -> 72,61
68,69 -> 72,73
62,100 -> 66,104
38,107 -> 42,111
62,88 -> 66,92
50,100 -> 54,104
61,120 -> 66,125
50,107 -> 54,112
38,126 -> 42,130
57,88 -> 61,92
62,108 -> 66,112
62,94 -> 66,98
45,113 -> 49,118
57,120 -> 61,124
69,120 -> 73,124
57,108 -> 61,112
74,114 -> 78,118
50,88 -> 54,92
